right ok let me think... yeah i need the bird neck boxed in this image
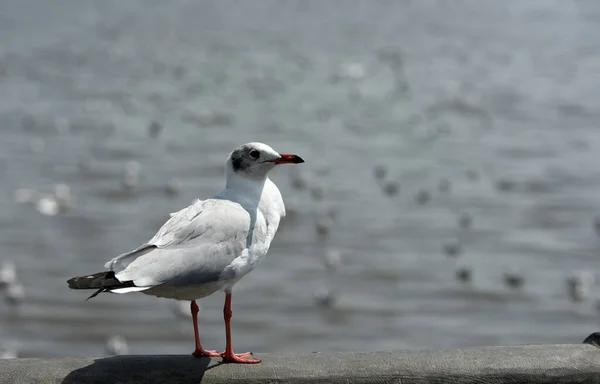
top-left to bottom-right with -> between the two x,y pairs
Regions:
224,172 -> 267,203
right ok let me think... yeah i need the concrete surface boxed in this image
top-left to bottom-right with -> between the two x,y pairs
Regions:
0,344 -> 600,383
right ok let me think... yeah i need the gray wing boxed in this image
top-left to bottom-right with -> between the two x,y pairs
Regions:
105,199 -> 251,287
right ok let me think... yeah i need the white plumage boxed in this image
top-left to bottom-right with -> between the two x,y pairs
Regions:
104,144 -> 289,300
68,142 -> 304,364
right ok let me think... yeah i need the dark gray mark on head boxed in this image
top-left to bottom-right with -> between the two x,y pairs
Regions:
231,146 -> 252,173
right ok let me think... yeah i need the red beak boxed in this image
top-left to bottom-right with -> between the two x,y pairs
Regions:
268,153 -> 305,164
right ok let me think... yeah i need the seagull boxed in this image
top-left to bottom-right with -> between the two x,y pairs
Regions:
67,142 -> 304,364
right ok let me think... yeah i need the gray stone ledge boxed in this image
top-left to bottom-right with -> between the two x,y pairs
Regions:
1,344 -> 600,384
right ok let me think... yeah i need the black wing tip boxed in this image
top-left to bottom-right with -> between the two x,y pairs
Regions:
86,288 -> 106,301
67,276 -> 83,289
66,271 -> 114,289
67,271 -> 136,301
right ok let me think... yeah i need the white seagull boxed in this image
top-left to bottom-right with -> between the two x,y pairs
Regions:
68,142 -> 304,363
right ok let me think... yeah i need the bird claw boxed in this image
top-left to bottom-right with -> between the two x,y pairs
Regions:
221,351 -> 261,364
192,349 -> 221,358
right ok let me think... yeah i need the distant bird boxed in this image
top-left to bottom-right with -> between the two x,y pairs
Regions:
323,248 -> 342,274
438,179 -> 451,193
121,161 -> 141,192
105,335 -> 129,356
0,262 -> 17,289
337,62 -> 366,80
455,266 -> 472,283
36,196 -> 59,216
67,142 -> 304,364
567,272 -> 595,302
148,120 -> 163,138
382,181 -> 399,197
416,190 -> 431,205
496,179 -> 515,192
466,168 -> 480,181
458,213 -> 472,230
443,242 -> 461,258
503,271 -> 525,290
315,216 -> 333,240
313,287 -> 337,308
373,165 -> 387,181
5,282 -> 25,304
594,216 -> 600,237
325,206 -> 339,220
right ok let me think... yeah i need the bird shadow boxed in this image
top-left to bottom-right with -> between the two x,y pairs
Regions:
61,355 -> 223,384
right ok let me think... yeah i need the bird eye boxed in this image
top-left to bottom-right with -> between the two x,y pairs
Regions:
249,150 -> 260,160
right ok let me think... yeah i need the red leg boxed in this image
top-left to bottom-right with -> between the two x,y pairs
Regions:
190,300 -> 220,357
220,292 -> 261,363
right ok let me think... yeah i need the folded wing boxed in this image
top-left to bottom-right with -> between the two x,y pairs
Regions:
104,199 -> 251,288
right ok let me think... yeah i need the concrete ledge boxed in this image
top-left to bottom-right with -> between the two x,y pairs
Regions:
1,343 -> 600,384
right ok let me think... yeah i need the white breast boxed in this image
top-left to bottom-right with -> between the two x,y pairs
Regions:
222,177 -> 285,283
259,178 -> 286,239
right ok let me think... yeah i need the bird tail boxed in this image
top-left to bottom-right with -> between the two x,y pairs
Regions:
67,271 -> 137,301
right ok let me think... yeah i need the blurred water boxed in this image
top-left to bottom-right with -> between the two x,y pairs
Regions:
1,0 -> 600,357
